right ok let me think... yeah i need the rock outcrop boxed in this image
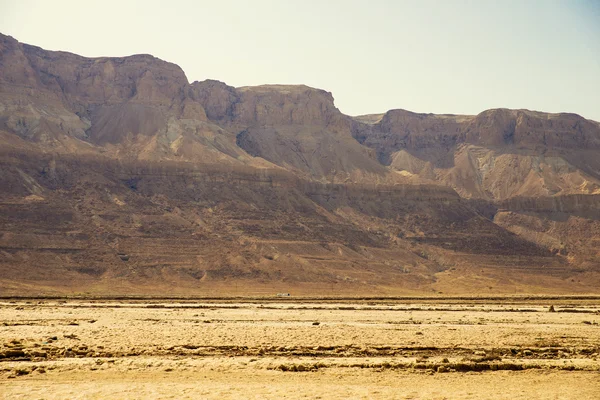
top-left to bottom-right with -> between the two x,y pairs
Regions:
352,108 -> 600,200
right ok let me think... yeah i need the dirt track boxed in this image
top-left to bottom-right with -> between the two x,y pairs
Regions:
1,299 -> 599,399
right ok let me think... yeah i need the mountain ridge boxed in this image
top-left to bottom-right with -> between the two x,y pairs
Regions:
1,33 -> 598,296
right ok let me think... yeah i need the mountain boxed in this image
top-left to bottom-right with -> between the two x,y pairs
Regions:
1,33 -> 598,296
353,109 -> 600,199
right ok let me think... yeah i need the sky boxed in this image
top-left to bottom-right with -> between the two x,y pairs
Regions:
1,0 -> 599,120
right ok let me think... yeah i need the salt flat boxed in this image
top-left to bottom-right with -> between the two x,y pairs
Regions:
1,299 -> 599,399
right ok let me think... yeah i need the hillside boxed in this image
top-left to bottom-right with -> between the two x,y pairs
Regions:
0,33 -> 598,296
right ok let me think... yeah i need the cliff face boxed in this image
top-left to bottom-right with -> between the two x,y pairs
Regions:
1,33 -> 599,296
353,108 -> 600,200
1,34 -> 192,139
225,84 -> 388,180
0,34 -> 261,167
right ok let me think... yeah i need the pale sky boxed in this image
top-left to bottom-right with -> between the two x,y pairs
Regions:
1,0 -> 599,120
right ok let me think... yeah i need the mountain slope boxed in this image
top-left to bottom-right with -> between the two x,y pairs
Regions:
353,108 -> 600,199
0,33 -> 598,296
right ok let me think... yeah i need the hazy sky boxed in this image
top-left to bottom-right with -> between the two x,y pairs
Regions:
1,0 -> 599,120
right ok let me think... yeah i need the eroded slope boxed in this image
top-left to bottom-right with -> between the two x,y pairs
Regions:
0,33 -> 599,295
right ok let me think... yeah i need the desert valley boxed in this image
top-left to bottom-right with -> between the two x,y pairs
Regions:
0,31 -> 599,398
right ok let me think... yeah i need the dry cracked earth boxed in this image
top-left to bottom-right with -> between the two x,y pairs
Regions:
0,298 -> 599,399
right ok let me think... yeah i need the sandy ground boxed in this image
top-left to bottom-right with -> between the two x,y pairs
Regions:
1,299 -> 599,399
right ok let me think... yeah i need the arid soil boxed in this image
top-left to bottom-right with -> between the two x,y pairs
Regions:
1,298 -> 599,399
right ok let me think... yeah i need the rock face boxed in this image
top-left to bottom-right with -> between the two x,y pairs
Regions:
188,80 -> 238,121
1,34 -> 191,140
353,108 -> 600,200
0,33 -> 599,296
215,84 -> 388,180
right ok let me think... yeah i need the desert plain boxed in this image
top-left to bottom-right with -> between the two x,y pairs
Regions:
0,297 -> 599,399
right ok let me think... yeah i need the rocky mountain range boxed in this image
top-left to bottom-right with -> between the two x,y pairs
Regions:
1,33 -> 599,296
